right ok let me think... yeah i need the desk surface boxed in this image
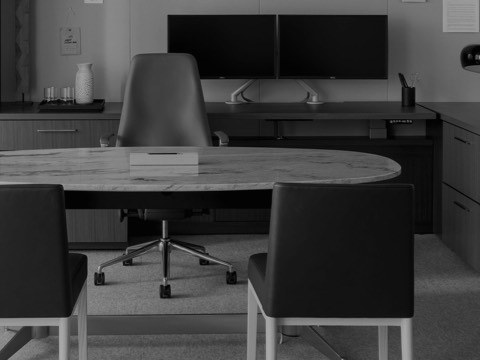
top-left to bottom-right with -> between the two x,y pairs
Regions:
0,146 -> 400,192
0,101 -> 436,121
206,101 -> 436,120
420,102 -> 480,135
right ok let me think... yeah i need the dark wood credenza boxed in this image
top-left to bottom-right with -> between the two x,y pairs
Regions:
0,101 -> 438,246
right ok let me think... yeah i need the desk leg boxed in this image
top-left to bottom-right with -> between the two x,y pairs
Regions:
0,326 -> 33,360
273,121 -> 285,140
301,326 -> 346,360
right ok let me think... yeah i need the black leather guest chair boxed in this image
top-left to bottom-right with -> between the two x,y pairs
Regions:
247,183 -> 414,360
0,184 -> 88,360
94,53 -> 236,298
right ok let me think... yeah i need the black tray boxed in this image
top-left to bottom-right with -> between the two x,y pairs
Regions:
38,99 -> 105,112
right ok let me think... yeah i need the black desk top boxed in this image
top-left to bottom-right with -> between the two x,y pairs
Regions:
0,101 -> 436,121
206,102 -> 436,120
420,102 -> 480,135
0,102 -> 123,120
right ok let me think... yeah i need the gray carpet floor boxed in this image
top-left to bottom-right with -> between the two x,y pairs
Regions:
2,233 -> 480,359
84,234 -> 268,315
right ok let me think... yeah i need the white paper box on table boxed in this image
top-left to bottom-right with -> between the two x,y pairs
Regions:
130,165 -> 199,177
130,152 -> 199,166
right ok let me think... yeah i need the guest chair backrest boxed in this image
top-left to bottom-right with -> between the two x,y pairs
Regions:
116,53 -> 212,147
264,183 -> 415,318
0,184 -> 74,318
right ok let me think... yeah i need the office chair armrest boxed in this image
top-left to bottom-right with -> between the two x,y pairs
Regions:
214,131 -> 229,147
99,133 -> 115,148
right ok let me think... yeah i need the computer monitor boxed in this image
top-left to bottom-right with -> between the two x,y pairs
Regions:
168,15 -> 277,79
278,15 -> 388,79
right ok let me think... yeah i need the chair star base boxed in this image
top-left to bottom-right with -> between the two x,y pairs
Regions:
94,220 -> 237,298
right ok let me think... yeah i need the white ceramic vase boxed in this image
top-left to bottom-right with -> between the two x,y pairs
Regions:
75,63 -> 94,104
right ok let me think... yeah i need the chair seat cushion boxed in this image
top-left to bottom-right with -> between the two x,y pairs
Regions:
69,253 -> 88,307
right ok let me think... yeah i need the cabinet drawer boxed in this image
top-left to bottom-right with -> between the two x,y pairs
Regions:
0,120 -> 119,150
0,119 -> 123,246
443,122 -> 480,202
442,184 -> 480,271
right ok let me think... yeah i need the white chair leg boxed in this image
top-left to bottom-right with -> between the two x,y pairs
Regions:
265,317 -> 278,360
247,282 -> 258,360
378,326 -> 388,360
59,317 -> 71,360
77,283 -> 88,360
400,319 -> 413,360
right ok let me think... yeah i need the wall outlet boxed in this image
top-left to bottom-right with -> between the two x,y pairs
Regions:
84,0 -> 103,3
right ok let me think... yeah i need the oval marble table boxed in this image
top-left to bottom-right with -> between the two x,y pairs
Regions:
0,146 -> 400,209
0,146 -> 401,359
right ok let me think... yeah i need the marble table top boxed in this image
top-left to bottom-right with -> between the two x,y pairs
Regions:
0,147 -> 401,192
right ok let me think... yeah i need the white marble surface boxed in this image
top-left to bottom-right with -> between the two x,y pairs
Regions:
0,147 -> 401,192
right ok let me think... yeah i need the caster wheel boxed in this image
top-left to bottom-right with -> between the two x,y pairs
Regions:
160,284 -> 171,298
199,255 -> 210,265
123,258 -> 133,266
226,271 -> 237,284
94,272 -> 105,286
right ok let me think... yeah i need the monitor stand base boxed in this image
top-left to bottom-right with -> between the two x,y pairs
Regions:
226,79 -> 257,105
225,100 -> 247,105
296,80 -> 323,105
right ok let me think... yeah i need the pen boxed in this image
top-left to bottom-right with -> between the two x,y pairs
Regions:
410,72 -> 419,88
398,73 -> 409,88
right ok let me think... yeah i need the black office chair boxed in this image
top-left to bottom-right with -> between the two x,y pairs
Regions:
94,53 -> 235,298
0,184 -> 88,360
247,183 -> 415,360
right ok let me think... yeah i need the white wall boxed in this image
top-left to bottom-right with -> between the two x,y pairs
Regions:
388,0 -> 480,102
0,1 -> 17,101
28,0 -> 130,102
7,0 -> 480,102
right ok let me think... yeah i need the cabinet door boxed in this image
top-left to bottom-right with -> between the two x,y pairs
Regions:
0,119 -> 119,150
66,209 -> 126,245
442,184 -> 480,271
443,122 -> 480,202
0,119 -> 126,246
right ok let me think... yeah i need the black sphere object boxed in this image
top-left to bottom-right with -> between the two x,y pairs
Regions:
461,44 -> 480,73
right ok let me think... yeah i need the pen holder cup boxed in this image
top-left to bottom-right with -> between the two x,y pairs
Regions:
401,87 -> 415,107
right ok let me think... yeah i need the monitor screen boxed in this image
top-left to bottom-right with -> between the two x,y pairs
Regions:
168,15 -> 277,79
278,15 -> 388,79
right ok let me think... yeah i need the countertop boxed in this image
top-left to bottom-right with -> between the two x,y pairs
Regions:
0,146 -> 400,192
0,101 -> 436,121
0,102 -> 123,120
420,102 -> 480,134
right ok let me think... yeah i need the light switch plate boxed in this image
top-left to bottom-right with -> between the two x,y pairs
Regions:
84,0 -> 103,3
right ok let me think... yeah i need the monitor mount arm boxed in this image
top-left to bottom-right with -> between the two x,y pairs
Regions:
226,79 -> 257,105
296,80 -> 323,105
225,79 -> 323,105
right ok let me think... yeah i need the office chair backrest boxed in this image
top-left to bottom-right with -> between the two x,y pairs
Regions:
0,184 -> 74,318
117,53 -> 212,147
264,183 -> 414,318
